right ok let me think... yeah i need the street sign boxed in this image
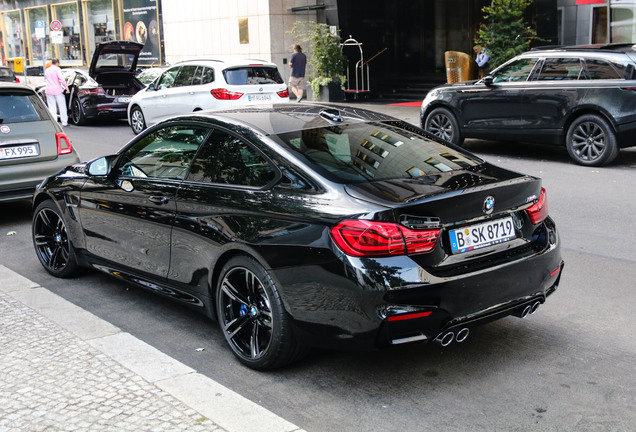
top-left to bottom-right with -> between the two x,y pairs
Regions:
50,20 -> 62,32
35,20 -> 45,39
51,31 -> 63,44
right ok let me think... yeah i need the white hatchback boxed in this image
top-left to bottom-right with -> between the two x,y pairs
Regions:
127,59 -> 290,134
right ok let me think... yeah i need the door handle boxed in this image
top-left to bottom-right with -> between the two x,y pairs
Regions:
148,195 -> 170,204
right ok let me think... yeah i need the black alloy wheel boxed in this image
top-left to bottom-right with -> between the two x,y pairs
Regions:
32,201 -> 79,278
71,98 -> 87,125
216,256 -> 306,370
130,106 -> 146,134
424,107 -> 464,146
566,114 -> 619,166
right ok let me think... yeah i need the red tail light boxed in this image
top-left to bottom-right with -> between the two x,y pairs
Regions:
15,77 -> 20,83
211,88 -> 244,100
277,88 -> 290,98
56,132 -> 73,155
526,187 -> 548,225
78,88 -> 105,97
330,220 -> 440,257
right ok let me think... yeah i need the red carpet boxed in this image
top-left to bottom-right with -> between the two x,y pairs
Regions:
387,101 -> 421,107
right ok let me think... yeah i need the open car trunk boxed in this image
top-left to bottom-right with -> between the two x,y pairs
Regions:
90,41 -> 144,97
93,72 -> 145,96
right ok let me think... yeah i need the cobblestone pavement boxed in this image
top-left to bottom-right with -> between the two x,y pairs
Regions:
0,291 -> 224,432
0,265 -> 304,432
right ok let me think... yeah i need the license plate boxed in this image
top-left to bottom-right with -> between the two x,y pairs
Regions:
0,144 -> 39,160
248,94 -> 271,102
118,97 -> 130,103
449,217 -> 516,254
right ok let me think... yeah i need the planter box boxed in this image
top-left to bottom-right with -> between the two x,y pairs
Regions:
314,80 -> 345,102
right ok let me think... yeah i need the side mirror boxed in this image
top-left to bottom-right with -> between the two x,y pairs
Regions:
483,75 -> 494,86
87,155 -> 116,176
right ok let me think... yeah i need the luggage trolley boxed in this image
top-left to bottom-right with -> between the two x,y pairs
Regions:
342,37 -> 370,99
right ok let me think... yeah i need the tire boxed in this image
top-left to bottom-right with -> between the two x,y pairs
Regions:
71,98 -> 87,125
216,256 -> 307,370
566,114 -> 619,166
424,107 -> 464,146
32,200 -> 80,278
130,106 -> 146,135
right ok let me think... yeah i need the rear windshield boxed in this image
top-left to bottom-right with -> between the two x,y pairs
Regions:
223,66 -> 283,85
0,93 -> 48,123
276,122 -> 482,183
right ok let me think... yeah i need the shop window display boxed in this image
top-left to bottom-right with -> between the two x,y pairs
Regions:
83,0 -> 118,55
3,10 -> 24,60
26,6 -> 50,64
52,2 -> 83,65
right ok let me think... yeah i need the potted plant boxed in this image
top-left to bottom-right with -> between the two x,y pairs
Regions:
289,21 -> 347,101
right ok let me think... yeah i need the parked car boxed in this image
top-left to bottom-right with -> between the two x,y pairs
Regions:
16,65 -> 45,89
0,83 -> 79,202
36,41 -> 145,125
0,66 -> 19,83
136,66 -> 166,86
127,59 -> 290,134
421,44 -> 636,166
32,104 -> 563,370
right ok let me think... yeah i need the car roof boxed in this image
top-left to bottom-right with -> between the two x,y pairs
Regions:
169,58 -> 279,68
170,104 -> 398,136
0,82 -> 36,92
530,43 -> 636,54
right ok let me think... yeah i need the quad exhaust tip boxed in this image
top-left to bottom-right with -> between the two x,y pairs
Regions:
515,301 -> 541,319
435,327 -> 470,346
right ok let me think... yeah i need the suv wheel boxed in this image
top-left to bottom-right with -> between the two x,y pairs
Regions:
424,107 -> 464,146
130,106 -> 146,134
566,114 -> 619,166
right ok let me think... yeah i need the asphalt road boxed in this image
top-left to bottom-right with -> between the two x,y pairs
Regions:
1,105 -> 635,432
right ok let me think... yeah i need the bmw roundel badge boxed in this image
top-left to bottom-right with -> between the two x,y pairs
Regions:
483,196 -> 495,214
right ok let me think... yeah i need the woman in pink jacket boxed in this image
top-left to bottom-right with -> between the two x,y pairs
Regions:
44,58 -> 70,126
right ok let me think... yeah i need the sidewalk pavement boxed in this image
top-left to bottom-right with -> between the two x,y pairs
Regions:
0,265 -> 306,432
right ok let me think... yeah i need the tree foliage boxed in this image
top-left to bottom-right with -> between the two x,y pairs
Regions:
474,0 -> 539,69
289,21 -> 346,95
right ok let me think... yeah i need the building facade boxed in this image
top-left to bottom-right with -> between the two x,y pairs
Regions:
0,0 -> 634,90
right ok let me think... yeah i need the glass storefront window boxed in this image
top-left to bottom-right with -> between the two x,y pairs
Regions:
611,4 -> 636,43
51,2 -> 83,66
83,0 -> 118,56
3,10 -> 24,60
25,6 -> 50,64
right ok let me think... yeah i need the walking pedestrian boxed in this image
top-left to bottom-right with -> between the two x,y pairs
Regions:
44,58 -> 70,126
289,44 -> 307,102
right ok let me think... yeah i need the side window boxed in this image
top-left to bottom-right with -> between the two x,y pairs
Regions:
585,59 -> 622,79
492,58 -> 539,83
157,67 -> 180,90
186,129 -> 276,187
173,65 -> 198,87
201,67 -> 215,84
536,58 -> 582,80
118,125 -> 210,180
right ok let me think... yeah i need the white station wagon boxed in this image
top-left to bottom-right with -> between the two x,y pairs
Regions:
127,59 -> 290,134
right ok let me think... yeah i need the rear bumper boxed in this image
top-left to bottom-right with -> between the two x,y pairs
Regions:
274,219 -> 562,350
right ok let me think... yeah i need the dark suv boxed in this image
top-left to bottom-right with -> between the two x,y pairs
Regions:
421,44 -> 636,166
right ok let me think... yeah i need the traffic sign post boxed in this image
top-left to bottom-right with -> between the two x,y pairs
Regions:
50,20 -> 62,32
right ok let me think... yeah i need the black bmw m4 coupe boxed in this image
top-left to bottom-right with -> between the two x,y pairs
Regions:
32,104 -> 563,370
